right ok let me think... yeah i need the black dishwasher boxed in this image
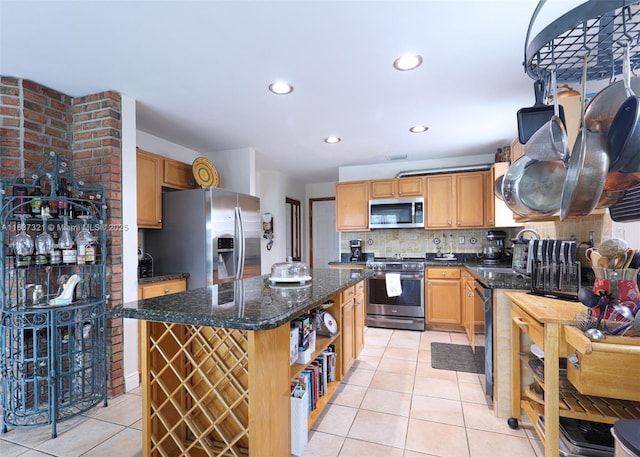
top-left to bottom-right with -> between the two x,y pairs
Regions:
474,279 -> 493,399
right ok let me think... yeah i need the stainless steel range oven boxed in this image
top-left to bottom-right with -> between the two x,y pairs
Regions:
365,259 -> 425,331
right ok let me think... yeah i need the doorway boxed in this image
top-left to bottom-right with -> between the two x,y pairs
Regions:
310,198 -> 338,268
286,197 -> 301,261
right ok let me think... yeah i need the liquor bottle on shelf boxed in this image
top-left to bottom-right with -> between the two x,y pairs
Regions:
12,177 -> 28,214
30,181 -> 43,217
59,216 -> 76,264
58,177 -> 69,217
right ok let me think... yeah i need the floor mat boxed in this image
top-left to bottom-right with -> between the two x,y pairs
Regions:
430,342 -> 485,374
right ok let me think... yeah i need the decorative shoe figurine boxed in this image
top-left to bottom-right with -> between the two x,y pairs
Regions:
49,274 -> 82,306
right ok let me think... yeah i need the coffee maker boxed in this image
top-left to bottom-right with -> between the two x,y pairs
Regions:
480,230 -> 507,264
350,239 -> 363,262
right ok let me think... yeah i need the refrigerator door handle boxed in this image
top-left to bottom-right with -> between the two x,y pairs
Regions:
235,206 -> 246,279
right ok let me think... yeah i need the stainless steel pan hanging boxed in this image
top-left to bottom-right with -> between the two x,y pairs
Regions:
560,54 -> 609,220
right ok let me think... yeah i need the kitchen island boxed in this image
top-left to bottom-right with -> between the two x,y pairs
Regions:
112,268 -> 371,457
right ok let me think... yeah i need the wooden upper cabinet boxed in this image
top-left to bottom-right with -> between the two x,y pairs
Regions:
455,172 -> 485,227
136,148 -> 198,229
370,177 -> 424,199
426,175 -> 454,228
137,149 -> 163,229
483,170 -> 495,227
336,181 -> 369,231
426,172 -> 486,229
163,158 -> 197,189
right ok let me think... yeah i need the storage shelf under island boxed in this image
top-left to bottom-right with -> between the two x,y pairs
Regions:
112,268 -> 372,457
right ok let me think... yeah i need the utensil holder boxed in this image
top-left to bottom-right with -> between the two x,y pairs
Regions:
592,267 -> 640,304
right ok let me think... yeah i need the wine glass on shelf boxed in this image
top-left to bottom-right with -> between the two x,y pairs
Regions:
13,214 -> 34,265
35,215 -> 54,258
75,215 -> 95,265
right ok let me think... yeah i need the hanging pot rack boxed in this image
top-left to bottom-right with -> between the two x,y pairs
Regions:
525,0 -> 640,85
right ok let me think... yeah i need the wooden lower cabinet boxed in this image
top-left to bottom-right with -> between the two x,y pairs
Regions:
138,278 -> 187,299
341,300 -> 355,375
462,271 -> 476,350
340,281 -> 366,375
354,282 -> 365,357
426,268 -> 461,325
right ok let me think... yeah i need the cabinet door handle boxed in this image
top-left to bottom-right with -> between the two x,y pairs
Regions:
513,316 -> 529,331
164,288 -> 170,294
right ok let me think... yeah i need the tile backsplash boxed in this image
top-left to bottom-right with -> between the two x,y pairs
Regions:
340,214 -> 611,258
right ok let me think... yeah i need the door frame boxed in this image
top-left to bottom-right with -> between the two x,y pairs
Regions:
309,197 -> 336,269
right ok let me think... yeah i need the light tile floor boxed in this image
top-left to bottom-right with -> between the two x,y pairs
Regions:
0,327 -> 543,456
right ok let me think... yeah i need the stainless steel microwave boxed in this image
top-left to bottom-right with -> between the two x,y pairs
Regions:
369,197 -> 424,229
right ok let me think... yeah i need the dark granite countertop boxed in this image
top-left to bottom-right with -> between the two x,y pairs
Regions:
138,272 -> 190,285
329,254 -> 531,290
114,268 -> 373,330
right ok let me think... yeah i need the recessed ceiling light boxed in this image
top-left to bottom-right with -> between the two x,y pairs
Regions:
409,125 -> 428,133
324,136 -> 341,144
268,81 -> 294,95
393,54 -> 423,71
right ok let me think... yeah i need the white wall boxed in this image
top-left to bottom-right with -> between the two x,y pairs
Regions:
205,148 -> 256,196
259,171 -> 306,271
338,153 -> 495,181
121,95 -> 140,392
123,130 -> 204,391
612,220 -> 640,250
136,130 -> 201,163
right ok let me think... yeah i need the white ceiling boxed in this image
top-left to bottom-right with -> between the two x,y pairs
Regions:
0,0 -> 584,184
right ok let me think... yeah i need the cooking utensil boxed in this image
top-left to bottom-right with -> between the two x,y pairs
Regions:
595,189 -> 626,209
607,45 -> 640,173
524,70 -> 569,163
560,54 -> 610,220
585,247 -> 601,266
501,155 -> 566,217
494,175 -> 504,201
517,78 -> 565,144
584,72 -> 640,134
603,171 -> 640,192
623,249 -> 636,269
598,237 -> 629,259
585,327 -> 606,340
578,286 -> 600,311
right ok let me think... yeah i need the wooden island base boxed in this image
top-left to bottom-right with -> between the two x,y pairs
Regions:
117,270 -> 369,456
140,321 -> 290,456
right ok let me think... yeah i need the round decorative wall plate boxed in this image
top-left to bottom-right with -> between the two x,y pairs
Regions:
192,157 -> 220,188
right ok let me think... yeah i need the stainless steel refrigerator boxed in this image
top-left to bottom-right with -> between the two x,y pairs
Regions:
146,187 -> 262,289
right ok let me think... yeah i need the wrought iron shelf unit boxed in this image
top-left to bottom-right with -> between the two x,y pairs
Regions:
0,152 -> 108,438
525,0 -> 640,84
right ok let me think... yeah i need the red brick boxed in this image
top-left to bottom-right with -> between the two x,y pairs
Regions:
2,118 -> 20,127
1,95 -> 19,105
0,106 -> 20,116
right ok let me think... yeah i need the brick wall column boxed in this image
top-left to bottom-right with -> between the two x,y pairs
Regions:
72,91 -> 124,398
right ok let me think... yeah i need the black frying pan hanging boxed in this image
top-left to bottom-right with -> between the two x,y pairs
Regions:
517,79 -> 566,144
